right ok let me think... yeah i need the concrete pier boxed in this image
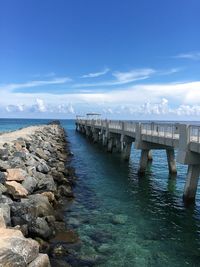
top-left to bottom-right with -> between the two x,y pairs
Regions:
76,118 -> 200,203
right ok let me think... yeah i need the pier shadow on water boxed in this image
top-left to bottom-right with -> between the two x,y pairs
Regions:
62,121 -> 200,267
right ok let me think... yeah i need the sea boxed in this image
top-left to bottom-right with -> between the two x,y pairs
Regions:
1,118 -> 200,267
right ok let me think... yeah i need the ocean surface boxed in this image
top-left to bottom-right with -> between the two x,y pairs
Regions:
1,118 -> 200,266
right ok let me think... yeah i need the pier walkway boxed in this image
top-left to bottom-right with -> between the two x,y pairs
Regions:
76,118 -> 200,203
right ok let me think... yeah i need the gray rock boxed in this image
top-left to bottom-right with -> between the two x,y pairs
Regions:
22,176 -> 38,194
13,151 -> 27,160
37,175 -> 56,192
0,148 -> 9,160
0,183 -> 7,194
0,171 -> 6,184
0,208 -> 6,228
0,228 -> 39,266
9,157 -> 25,168
0,203 -> 11,226
28,253 -> 50,267
35,148 -> 49,161
36,161 -> 50,174
0,160 -> 10,171
111,214 -> 128,225
28,217 -> 53,239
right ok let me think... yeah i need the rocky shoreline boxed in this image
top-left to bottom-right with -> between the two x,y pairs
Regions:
0,121 -> 77,267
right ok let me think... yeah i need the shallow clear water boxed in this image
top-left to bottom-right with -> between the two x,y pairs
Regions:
1,119 -> 200,266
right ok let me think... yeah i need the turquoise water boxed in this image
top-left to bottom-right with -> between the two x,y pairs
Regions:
1,119 -> 200,266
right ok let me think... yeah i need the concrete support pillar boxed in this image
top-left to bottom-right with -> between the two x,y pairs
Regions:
102,133 -> 108,146
107,138 -> 113,153
147,150 -> 153,161
183,164 -> 200,203
92,131 -> 99,143
114,138 -> 121,152
166,149 -> 177,174
138,149 -> 149,174
122,142 -> 132,161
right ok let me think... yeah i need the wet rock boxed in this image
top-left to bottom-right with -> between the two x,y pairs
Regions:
35,237 -> 50,253
67,217 -> 80,228
58,185 -> 74,198
28,253 -> 50,267
111,214 -> 128,224
22,176 -> 38,194
6,168 -> 27,182
29,217 -> 53,239
50,259 -> 71,267
52,230 -> 79,244
51,244 -> 69,257
0,228 -> 39,266
6,181 -> 28,199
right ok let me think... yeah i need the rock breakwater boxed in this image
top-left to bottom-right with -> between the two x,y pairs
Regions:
0,122 -> 76,267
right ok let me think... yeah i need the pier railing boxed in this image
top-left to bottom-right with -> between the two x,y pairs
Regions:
141,123 -> 179,139
189,125 -> 200,143
76,119 -> 200,143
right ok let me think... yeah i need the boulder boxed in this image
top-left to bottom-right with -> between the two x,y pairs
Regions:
35,148 -> 49,161
27,194 -> 55,217
36,161 -> 50,174
0,203 -> 11,226
0,148 -> 9,161
58,185 -> 74,198
9,157 -> 25,168
28,253 -> 50,267
28,217 -> 53,239
0,183 -> 7,194
0,228 -> 39,266
0,160 -> 10,171
0,171 -> 6,184
22,176 -> 38,194
13,151 -> 27,160
0,208 -> 6,228
37,175 -> 56,192
41,191 -> 55,203
6,168 -> 27,182
6,181 -> 28,199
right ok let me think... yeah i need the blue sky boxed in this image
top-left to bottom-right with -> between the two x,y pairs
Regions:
0,0 -> 200,119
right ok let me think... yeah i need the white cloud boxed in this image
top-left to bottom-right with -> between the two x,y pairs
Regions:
0,77 -> 71,92
175,51 -> 200,60
81,68 -> 110,78
112,68 -> 155,83
75,68 -> 155,88
35,99 -> 46,112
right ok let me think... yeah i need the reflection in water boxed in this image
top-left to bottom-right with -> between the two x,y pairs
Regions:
64,123 -> 200,267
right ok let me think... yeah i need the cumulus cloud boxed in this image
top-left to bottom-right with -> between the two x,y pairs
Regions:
81,68 -> 110,78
